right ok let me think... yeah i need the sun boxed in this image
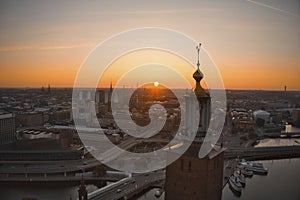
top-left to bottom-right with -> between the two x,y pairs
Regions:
154,81 -> 159,87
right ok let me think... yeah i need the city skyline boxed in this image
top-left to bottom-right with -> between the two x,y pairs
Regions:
0,0 -> 299,90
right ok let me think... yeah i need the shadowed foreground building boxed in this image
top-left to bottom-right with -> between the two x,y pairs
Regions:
0,111 -> 16,145
165,44 -> 224,200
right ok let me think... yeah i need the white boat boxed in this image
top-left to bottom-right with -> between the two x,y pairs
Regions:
240,159 -> 263,167
250,161 -> 263,168
229,175 -> 242,194
247,165 -> 268,175
241,169 -> 253,177
239,160 -> 268,175
234,171 -> 246,187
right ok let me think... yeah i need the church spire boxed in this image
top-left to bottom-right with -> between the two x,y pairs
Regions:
110,80 -> 113,93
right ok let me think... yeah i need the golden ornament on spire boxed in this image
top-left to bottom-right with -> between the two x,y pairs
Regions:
193,43 -> 209,96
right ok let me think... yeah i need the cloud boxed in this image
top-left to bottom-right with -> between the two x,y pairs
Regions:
0,42 -> 96,52
245,0 -> 299,17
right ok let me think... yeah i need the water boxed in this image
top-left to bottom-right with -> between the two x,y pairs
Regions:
139,137 -> 300,200
222,136 -> 300,200
0,184 -> 98,200
1,136 -> 299,200
138,158 -> 300,200
222,158 -> 300,200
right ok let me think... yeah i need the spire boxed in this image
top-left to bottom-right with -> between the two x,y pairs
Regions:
48,84 -> 51,94
193,43 -> 208,96
110,80 -> 113,93
196,43 -> 201,70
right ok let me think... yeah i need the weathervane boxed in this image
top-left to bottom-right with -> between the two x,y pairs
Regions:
196,43 -> 201,69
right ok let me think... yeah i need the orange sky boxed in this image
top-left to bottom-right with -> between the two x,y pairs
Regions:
0,1 -> 299,90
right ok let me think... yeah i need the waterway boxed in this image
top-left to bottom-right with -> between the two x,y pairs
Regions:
0,184 -> 98,200
1,137 -> 299,200
222,158 -> 300,200
222,134 -> 300,200
138,136 -> 300,200
137,158 -> 300,200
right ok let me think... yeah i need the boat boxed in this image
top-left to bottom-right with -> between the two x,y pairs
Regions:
250,161 -> 263,168
241,168 -> 253,177
239,159 -> 268,175
246,165 -> 268,175
228,175 -> 242,195
234,171 -> 246,187
237,164 -> 245,170
240,159 -> 263,167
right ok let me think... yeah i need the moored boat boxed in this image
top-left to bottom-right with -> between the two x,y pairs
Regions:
239,159 -> 268,175
246,165 -> 268,175
234,171 -> 246,187
229,175 -> 242,194
241,168 -> 253,177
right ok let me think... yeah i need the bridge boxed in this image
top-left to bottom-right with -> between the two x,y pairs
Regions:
259,132 -> 300,139
0,169 -> 131,188
88,171 -> 165,200
0,174 -> 120,185
0,158 -> 100,175
224,145 -> 300,161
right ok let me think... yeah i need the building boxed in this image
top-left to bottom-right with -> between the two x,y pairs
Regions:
0,111 -> 16,145
165,44 -> 224,200
96,89 -> 105,105
15,112 -> 46,127
291,109 -> 300,127
253,110 -> 270,122
72,89 -> 99,126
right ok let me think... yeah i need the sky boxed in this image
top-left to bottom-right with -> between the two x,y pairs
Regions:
0,0 -> 299,90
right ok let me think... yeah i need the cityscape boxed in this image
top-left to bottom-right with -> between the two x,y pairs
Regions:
1,1 -> 300,200
1,82 -> 300,199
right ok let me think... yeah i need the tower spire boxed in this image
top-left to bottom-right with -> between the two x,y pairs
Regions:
110,80 -> 112,92
196,43 -> 201,70
193,43 -> 208,96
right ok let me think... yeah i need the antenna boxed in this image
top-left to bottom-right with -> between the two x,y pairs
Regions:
196,43 -> 201,69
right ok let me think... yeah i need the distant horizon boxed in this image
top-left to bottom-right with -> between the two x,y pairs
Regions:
0,86 -> 299,92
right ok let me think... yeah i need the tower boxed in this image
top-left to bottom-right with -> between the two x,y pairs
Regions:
48,84 -> 51,94
108,80 -> 113,112
165,43 -> 224,200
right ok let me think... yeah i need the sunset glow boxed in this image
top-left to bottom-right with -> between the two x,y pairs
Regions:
0,1 -> 299,90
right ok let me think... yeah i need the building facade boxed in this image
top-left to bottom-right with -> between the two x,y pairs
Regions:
0,112 -> 16,145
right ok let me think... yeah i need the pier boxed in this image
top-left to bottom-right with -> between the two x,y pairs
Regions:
224,145 -> 300,161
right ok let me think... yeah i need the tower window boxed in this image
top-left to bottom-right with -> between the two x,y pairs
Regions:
188,161 -> 192,172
